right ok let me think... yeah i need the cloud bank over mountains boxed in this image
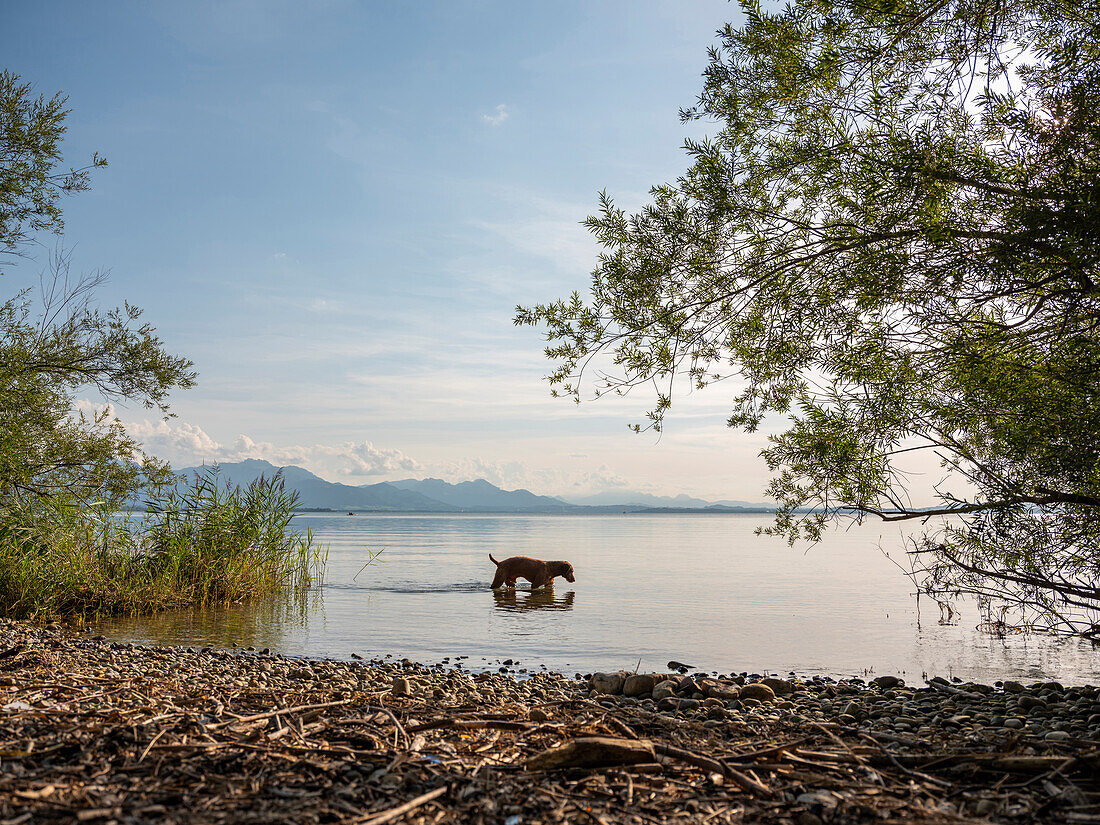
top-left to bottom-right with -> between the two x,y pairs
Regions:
125,417 -> 419,478
169,459 -> 770,513
121,413 -> 635,500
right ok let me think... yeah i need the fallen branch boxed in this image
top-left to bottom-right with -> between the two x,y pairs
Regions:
525,736 -> 656,771
406,718 -> 534,734
924,680 -> 987,700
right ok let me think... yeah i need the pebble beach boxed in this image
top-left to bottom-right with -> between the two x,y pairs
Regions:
1,619 -> 1098,823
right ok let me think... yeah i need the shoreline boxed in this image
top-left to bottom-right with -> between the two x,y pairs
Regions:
1,619 -> 1098,823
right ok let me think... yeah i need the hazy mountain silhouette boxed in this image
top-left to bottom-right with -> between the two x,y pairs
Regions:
389,478 -> 571,512
564,490 -> 770,509
174,460 -> 457,512
172,460 -> 771,513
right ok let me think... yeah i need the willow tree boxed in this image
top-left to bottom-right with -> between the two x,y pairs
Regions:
517,2 -> 1100,633
0,71 -> 195,511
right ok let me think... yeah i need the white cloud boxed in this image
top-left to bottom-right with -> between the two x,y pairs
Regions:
127,418 -> 224,456
481,103 -> 509,126
115,412 -> 650,498
122,417 -> 419,479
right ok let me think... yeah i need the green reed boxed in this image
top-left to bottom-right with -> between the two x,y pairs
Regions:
0,468 -> 326,619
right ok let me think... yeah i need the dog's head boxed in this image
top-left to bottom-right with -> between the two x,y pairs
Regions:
554,561 -> 576,583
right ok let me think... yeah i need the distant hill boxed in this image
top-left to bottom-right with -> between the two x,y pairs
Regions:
389,478 -> 572,513
632,504 -> 773,514
170,460 -> 771,514
564,490 -> 772,510
174,460 -> 457,512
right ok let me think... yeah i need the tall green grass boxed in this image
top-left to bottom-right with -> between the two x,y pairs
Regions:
0,468 -> 326,619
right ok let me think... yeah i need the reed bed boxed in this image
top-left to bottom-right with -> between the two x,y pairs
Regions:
0,469 -> 325,618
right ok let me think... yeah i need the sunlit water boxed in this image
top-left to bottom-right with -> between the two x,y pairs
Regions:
96,513 -> 1100,682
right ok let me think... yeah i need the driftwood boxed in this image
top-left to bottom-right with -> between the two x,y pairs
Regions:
525,736 -> 656,771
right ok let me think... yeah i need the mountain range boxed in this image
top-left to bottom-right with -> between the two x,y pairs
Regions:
173,459 -> 772,514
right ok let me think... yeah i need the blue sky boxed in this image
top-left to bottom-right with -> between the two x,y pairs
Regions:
3,1 -> 779,501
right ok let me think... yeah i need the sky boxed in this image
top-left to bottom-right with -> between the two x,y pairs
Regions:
0,1 -> 792,503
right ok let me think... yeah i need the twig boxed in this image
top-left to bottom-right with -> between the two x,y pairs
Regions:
857,733 -> 954,788
602,715 -> 640,740
207,699 -> 354,730
350,785 -> 448,825
722,736 -> 813,762
368,705 -> 410,749
652,742 -> 773,797
811,723 -> 888,787
138,728 -> 170,763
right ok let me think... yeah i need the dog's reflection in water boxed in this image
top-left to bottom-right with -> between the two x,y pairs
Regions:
492,587 -> 575,612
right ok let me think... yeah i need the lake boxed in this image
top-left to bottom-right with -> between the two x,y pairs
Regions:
96,513 -> 1100,682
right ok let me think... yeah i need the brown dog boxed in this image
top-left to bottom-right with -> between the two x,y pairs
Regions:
489,553 -> 575,589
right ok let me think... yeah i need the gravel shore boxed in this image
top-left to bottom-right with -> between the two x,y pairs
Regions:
0,619 -> 1098,823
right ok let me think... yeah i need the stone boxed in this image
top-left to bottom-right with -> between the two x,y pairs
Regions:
1003,718 -> 1025,729
1045,730 -> 1071,741
391,677 -> 411,696
872,675 -> 905,690
705,683 -> 741,701
761,677 -> 793,696
1018,696 -> 1049,712
652,680 -> 678,701
657,697 -> 700,712
589,672 -> 626,695
623,673 -> 665,697
677,676 -> 700,694
973,799 -> 997,817
1002,680 -> 1026,693
528,708 -> 551,722
739,683 -> 777,703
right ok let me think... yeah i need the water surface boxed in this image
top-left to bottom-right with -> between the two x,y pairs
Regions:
96,513 -> 1100,682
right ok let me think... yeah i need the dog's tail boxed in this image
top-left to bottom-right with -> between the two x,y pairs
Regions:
489,553 -> 500,566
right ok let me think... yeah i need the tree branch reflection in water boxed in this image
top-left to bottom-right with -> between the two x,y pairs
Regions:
492,588 -> 575,612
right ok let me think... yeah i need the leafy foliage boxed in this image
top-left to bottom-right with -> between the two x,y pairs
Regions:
0,255 -> 196,510
517,1 -> 1100,632
0,71 -> 320,616
0,70 -> 105,258
0,71 -> 195,512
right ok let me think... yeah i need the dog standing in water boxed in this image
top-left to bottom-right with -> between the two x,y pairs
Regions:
488,554 -> 575,589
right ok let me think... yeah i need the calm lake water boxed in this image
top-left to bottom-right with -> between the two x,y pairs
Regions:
96,513 -> 1100,682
